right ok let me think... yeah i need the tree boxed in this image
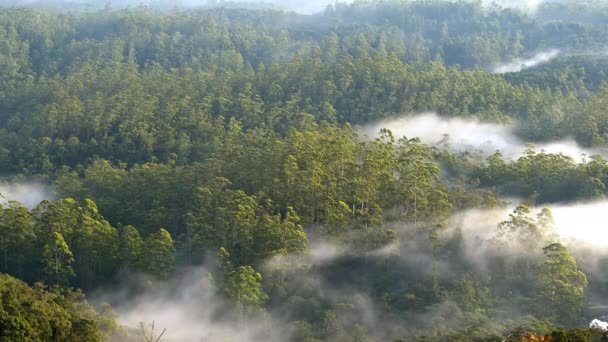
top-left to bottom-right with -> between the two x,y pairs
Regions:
95,304 -> 127,341
139,228 -> 176,282
215,247 -> 268,321
496,205 -> 557,249
43,232 -> 75,286
0,201 -> 34,275
71,199 -> 119,289
224,265 -> 268,321
118,225 -> 144,272
534,243 -> 588,326
0,272 -> 115,341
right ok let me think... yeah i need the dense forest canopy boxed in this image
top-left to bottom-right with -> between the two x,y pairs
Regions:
1,0 -> 608,341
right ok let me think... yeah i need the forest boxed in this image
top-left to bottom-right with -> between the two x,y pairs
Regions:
1,0 -> 608,341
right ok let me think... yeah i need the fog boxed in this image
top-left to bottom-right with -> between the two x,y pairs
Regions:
226,0 -> 352,13
549,201 -> 608,250
103,196 -> 608,341
486,0 -> 544,13
448,201 -> 608,251
590,318 -> 608,331
360,113 -> 600,162
0,0 -> 353,13
97,268 -> 272,342
0,182 -> 52,209
106,263 -> 380,341
0,0 -> 550,14
492,49 -> 561,74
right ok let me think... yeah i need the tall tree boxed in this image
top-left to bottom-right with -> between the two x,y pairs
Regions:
139,228 -> 176,283
43,232 -> 75,286
534,243 -> 588,326
0,201 -> 34,275
118,225 -> 144,272
224,265 -> 268,321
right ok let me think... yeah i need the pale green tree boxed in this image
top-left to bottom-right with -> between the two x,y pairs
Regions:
534,243 -> 588,326
43,232 -> 75,285
140,228 -> 176,282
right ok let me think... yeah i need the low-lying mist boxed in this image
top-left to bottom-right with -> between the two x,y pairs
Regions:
100,197 -> 608,341
492,49 -> 560,74
360,113 -> 601,162
0,181 -> 52,209
448,201 -> 608,251
97,268 -> 271,342
0,0 -> 550,14
0,0 -> 354,13
549,201 -> 608,250
491,0 -> 543,13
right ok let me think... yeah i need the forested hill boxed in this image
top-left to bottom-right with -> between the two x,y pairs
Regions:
1,1 -> 608,341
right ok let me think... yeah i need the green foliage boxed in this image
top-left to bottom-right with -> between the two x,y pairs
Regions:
469,149 -> 608,203
225,266 -> 268,317
0,2 -> 608,341
118,225 -> 144,272
139,228 -> 176,282
534,243 -> 589,326
0,201 -> 34,276
0,273 -> 102,341
0,3 -> 606,175
43,232 -> 75,286
215,248 -> 268,319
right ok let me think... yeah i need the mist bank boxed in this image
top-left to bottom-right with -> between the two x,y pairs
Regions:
549,201 -> 608,250
0,0 -> 552,14
0,0 -> 354,13
451,201 -> 608,248
299,198 -> 608,268
0,182 -> 52,209
360,113 -> 603,162
101,197 -> 608,341
493,49 -> 561,74
101,268 -> 271,342
489,0 -> 543,13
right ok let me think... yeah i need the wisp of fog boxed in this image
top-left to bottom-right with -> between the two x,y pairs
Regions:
98,268 -> 271,342
550,201 -> 608,250
0,0 -> 550,14
487,0 -> 544,13
449,200 -> 608,251
0,182 -> 51,209
98,194 -> 608,342
493,49 -> 560,74
360,113 -> 600,162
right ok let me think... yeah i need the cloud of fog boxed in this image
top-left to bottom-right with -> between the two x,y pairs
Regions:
443,200 -> 608,326
482,0 -> 544,13
99,197 -> 608,341
217,0 -> 545,14
492,49 -> 560,74
96,267 -> 271,342
590,318 -> 608,331
0,0 -> 548,14
359,113 -> 601,162
103,261 -> 388,341
446,199 -> 608,257
200,0 -> 547,14
0,182 -> 52,209
549,201 -> 608,250
0,0 -> 355,13
230,0 -> 354,14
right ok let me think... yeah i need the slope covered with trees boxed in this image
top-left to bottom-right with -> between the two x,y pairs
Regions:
1,1 -> 608,341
